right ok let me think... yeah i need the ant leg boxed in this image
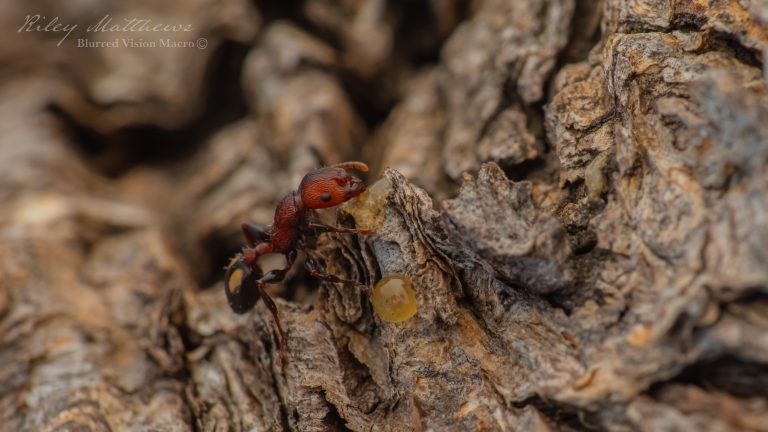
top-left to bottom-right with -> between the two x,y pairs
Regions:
259,250 -> 296,284
256,282 -> 288,365
304,256 -> 371,295
307,222 -> 373,236
254,250 -> 295,367
241,222 -> 270,246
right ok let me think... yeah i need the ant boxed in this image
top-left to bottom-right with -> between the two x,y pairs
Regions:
224,161 -> 371,358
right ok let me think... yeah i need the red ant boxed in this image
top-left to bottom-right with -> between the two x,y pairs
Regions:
224,161 -> 371,357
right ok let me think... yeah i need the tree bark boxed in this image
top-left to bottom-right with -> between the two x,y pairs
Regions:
1,0 -> 767,431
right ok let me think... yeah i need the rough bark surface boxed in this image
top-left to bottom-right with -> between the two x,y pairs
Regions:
1,0 -> 767,431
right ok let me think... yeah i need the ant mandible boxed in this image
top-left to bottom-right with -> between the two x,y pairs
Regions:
224,161 -> 371,357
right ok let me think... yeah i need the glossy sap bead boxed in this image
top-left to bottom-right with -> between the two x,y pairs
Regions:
371,274 -> 418,323
343,177 -> 391,231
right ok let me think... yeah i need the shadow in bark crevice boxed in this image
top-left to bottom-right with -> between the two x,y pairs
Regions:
52,40 -> 250,177
651,355 -> 768,398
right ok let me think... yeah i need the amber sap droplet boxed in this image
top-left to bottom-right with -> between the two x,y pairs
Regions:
371,274 -> 418,323
343,176 -> 391,231
585,151 -> 610,199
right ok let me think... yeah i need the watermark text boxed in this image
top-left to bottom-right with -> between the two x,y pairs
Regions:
18,14 -> 196,48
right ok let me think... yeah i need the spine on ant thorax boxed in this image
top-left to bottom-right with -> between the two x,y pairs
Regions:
269,191 -> 305,253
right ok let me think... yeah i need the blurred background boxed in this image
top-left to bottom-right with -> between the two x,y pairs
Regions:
3,0 -> 435,279
0,0 -> 480,282
2,0 -> 768,431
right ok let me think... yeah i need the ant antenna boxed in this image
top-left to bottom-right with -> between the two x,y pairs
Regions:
333,161 -> 369,172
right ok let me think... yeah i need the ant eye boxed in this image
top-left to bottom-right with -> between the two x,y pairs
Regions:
320,193 -> 331,202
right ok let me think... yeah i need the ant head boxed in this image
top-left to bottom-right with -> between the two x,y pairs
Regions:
299,161 -> 368,209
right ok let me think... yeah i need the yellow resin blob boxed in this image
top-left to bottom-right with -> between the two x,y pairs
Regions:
371,274 -> 418,323
343,176 -> 391,231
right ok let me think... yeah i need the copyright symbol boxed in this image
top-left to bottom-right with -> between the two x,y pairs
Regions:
196,38 -> 208,49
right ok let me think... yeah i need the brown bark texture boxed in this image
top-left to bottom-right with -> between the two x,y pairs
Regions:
1,0 -> 768,431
